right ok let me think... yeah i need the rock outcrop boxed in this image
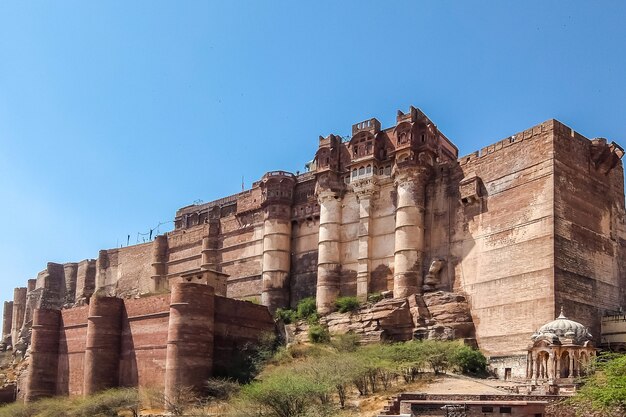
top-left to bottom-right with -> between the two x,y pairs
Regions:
288,291 -> 476,345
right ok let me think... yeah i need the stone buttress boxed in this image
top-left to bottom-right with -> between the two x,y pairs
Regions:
24,309 -> 61,402
164,282 -> 214,402
259,172 -> 296,313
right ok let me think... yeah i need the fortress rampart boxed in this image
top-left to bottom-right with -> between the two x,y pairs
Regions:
20,284 -> 273,401
2,105 -> 625,396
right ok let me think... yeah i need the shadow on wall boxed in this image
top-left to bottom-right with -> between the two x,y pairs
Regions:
55,323 -> 70,396
54,301 -> 139,395
370,264 -> 393,294
118,305 -> 139,388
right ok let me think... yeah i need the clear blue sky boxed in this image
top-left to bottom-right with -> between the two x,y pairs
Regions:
1,1 -> 625,304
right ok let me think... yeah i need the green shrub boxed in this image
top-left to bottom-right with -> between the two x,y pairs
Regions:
275,298 -> 318,324
214,332 -> 278,383
335,296 -> 360,313
243,296 -> 260,304
204,378 -> 240,400
296,297 -> 317,321
331,332 -> 360,352
0,401 -> 42,417
308,324 -> 330,344
71,388 -> 140,417
274,308 -> 297,324
367,292 -> 383,303
557,353 -> 626,414
453,345 -> 487,376
241,369 -> 328,417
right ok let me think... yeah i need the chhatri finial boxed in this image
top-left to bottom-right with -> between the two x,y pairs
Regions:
557,306 -> 567,319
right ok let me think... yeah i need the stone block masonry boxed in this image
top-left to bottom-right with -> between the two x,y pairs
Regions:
23,284 -> 274,401
4,105 -> 625,389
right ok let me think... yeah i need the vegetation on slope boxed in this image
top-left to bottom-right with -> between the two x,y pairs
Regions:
0,336 -> 486,417
0,388 -> 140,417
236,335 -> 487,417
547,353 -> 626,417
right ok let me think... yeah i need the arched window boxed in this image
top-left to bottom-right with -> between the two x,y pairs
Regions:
359,166 -> 365,176
352,169 -> 357,178
366,165 -> 372,174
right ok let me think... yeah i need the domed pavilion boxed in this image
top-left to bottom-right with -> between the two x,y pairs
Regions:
526,308 -> 596,384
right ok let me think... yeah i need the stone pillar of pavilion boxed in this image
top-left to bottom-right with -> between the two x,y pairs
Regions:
527,308 -> 596,388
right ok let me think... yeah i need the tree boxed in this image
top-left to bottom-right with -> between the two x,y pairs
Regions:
241,369 -> 328,417
452,345 -> 487,376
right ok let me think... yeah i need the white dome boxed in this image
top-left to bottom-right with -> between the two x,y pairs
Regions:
532,309 -> 592,344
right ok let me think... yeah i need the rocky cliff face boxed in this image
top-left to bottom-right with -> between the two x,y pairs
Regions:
288,291 -> 476,345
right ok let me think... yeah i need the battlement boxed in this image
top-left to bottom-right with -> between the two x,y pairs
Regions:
458,119 -> 624,168
261,170 -> 296,180
4,106 -> 624,403
352,118 -> 381,135
459,119 -> 559,166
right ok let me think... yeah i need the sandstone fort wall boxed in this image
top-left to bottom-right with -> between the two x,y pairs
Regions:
22,286 -> 274,401
3,107 -> 625,389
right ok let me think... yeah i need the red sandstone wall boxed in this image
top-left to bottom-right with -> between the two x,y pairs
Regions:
213,296 -> 275,376
424,165 -> 455,291
553,122 -> 626,340
47,292 -> 275,396
103,243 -> 154,297
57,305 -> 89,396
119,295 -> 171,389
290,220 -> 319,306
452,121 -> 557,357
167,224 -> 208,277
221,214 -> 264,299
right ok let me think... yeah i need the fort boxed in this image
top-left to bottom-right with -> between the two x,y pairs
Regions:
1,106 -> 625,402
